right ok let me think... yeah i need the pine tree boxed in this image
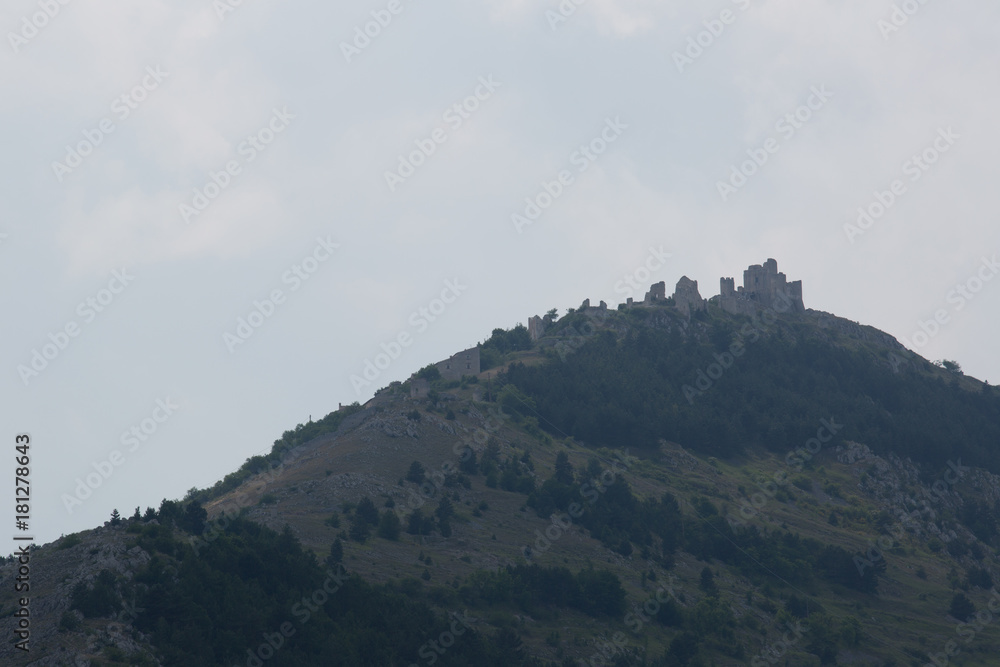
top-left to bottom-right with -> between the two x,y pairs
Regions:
406,461 -> 426,484
377,511 -> 401,541
554,451 -> 574,485
327,539 -> 343,567
110,509 -> 122,526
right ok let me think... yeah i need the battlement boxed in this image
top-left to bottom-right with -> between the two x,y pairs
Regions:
525,258 -> 803,335
718,258 -> 804,315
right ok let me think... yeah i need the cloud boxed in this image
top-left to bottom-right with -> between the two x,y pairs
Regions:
485,0 -> 669,37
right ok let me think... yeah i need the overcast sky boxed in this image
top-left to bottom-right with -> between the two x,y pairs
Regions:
3,0 -> 998,550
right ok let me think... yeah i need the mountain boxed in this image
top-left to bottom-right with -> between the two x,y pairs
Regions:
3,260 -> 1000,666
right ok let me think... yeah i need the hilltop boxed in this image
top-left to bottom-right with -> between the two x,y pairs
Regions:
3,259 -> 1000,667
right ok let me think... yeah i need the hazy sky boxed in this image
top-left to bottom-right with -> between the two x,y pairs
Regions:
3,0 -> 998,550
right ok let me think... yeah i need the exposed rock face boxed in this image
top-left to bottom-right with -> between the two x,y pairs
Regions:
672,276 -> 706,317
0,528 -> 159,666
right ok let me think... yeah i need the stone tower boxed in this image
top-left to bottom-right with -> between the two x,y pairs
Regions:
673,276 -> 706,317
718,258 -> 804,315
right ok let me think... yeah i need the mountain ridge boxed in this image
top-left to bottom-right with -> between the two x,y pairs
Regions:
3,266 -> 1000,666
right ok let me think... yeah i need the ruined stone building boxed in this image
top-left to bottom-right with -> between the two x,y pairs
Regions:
643,281 -> 667,304
436,346 -> 480,381
717,258 -> 804,315
524,258 -> 803,339
672,276 -> 707,317
528,315 -> 546,342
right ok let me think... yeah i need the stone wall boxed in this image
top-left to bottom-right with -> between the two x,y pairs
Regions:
672,276 -> 706,317
719,258 -> 804,315
436,346 -> 480,380
528,315 -> 546,341
643,281 -> 667,304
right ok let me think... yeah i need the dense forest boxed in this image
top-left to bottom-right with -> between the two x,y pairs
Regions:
498,310 -> 1000,475
70,507 -> 629,666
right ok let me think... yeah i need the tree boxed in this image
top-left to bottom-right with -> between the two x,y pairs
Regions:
554,451 -> 574,485
158,499 -> 181,526
110,509 -> 122,526
459,447 -> 478,475
71,569 -> 119,618
131,507 -> 141,522
407,509 -> 433,536
181,501 -> 207,534
936,359 -> 963,374
327,538 -> 343,566
481,440 -> 501,470
406,461 -> 426,484
356,497 -> 379,526
498,384 -> 536,420
586,457 -> 603,481
377,511 -> 401,541
950,593 -> 975,621
349,515 -> 371,543
415,364 -> 441,381
699,566 -> 717,596
435,497 -> 454,522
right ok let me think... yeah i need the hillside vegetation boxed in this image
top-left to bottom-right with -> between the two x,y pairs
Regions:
3,302 -> 1000,666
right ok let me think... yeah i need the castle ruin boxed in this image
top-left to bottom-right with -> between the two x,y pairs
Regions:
523,258 -> 803,339
436,346 -> 480,381
672,276 -> 707,317
717,258 -> 804,315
